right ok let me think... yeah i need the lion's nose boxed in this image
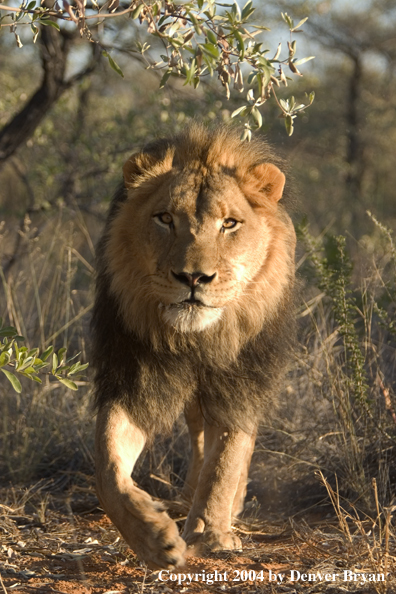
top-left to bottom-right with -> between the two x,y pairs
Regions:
171,271 -> 216,287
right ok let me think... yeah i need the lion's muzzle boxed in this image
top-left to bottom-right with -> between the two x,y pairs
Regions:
159,300 -> 223,333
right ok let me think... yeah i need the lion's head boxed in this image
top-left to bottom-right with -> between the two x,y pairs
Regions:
102,124 -> 296,355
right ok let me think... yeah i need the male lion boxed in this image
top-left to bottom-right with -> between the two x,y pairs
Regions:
92,123 -> 296,569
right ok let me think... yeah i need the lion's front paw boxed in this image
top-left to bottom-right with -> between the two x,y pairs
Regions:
136,509 -> 186,569
99,488 -> 186,569
184,529 -> 242,553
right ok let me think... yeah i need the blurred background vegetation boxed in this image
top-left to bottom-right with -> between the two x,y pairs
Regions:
0,0 -> 395,521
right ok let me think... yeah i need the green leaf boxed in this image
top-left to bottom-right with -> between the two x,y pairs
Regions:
234,29 -> 245,60
193,22 -> 203,35
41,345 -> 53,361
281,12 -> 293,29
294,56 -> 315,66
33,361 -> 47,371
279,98 -> 289,111
20,366 -> 37,375
201,53 -> 214,76
68,362 -> 89,375
58,378 -> 78,391
52,353 -> 58,375
272,42 -> 281,61
68,362 -> 81,375
184,58 -> 196,85
64,352 -> 81,365
206,28 -> 217,45
231,105 -> 248,118
188,11 -> 201,34
58,347 -> 67,364
39,19 -> 60,30
169,36 -> 183,48
203,4 -> 216,19
131,3 -> 144,19
18,357 -> 34,371
250,24 -> 270,31
241,0 -> 254,21
159,68 -> 172,89
251,106 -> 262,127
201,42 -> 220,59
292,16 -> 308,31
167,21 -> 181,37
240,127 -> 252,141
292,104 -> 306,113
1,369 -> 22,393
259,61 -> 274,87
0,327 -> 18,338
0,352 -> 11,366
285,114 -> 294,136
232,1 -> 241,20
30,375 -> 42,384
102,51 -> 124,78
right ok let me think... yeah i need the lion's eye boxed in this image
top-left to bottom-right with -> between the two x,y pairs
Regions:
155,212 -> 173,226
221,218 -> 238,231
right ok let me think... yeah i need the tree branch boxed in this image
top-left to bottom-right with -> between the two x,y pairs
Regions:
0,26 -> 100,166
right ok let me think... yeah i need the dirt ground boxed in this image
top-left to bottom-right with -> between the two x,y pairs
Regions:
1,478 -> 395,594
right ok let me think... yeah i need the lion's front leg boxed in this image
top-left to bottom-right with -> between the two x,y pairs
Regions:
182,424 -> 255,552
95,403 -> 186,569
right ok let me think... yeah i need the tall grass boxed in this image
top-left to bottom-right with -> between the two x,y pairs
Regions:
0,208 -> 95,482
294,216 -> 396,510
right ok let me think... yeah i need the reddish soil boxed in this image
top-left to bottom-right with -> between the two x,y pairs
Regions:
1,503 -> 395,594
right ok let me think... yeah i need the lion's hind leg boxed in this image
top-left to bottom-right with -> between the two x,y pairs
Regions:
95,403 -> 186,569
182,398 -> 204,501
232,430 -> 256,517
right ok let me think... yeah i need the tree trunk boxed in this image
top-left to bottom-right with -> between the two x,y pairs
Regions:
0,26 -> 70,165
345,55 -> 364,198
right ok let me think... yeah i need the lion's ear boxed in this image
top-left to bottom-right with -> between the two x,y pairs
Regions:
123,153 -> 159,188
250,163 -> 286,203
123,145 -> 175,188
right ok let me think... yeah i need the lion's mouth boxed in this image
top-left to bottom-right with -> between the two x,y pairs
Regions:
181,298 -> 206,307
158,299 -> 223,332
178,298 -> 219,310
158,300 -> 208,310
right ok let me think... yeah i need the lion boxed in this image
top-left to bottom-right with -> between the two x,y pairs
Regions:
92,123 -> 296,569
